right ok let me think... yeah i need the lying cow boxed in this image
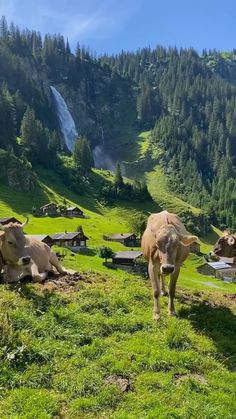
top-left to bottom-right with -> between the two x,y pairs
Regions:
142,211 -> 197,320
0,219 -> 66,282
210,230 -> 236,258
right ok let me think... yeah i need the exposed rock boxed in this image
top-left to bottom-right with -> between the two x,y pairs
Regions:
105,375 -> 131,392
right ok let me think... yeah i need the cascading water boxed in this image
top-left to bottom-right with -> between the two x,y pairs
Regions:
50,86 -> 77,151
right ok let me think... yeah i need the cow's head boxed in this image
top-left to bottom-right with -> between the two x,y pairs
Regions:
210,231 -> 236,258
152,225 -> 198,275
0,218 -> 31,265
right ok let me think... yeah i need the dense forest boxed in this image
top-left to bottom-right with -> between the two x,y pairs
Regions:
0,16 -> 236,227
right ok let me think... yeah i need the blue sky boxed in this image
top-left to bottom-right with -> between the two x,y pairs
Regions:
0,0 -> 235,54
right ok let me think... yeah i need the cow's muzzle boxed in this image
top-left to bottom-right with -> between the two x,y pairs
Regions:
20,256 -> 31,266
161,264 -> 175,275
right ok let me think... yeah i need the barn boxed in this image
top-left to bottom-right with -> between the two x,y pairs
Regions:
107,233 -> 137,247
197,261 -> 232,276
50,232 -> 89,248
112,251 -> 143,266
64,206 -> 84,218
39,203 -> 58,216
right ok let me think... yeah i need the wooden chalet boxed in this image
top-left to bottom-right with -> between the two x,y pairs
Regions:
50,232 -> 89,248
0,217 -> 21,225
40,203 -> 58,216
107,233 -> 137,247
112,251 -> 143,266
64,206 -> 84,218
27,235 -> 54,247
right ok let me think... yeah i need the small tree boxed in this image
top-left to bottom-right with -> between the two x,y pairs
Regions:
76,225 -> 84,234
97,246 -> 113,263
114,162 -> 124,188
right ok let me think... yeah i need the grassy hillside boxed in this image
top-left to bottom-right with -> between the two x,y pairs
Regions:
0,162 -> 236,418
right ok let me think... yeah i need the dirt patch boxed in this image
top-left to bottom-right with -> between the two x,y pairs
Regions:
105,375 -> 131,392
42,272 -> 93,292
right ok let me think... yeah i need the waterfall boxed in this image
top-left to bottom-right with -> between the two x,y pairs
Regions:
93,145 -> 116,171
50,86 -> 77,151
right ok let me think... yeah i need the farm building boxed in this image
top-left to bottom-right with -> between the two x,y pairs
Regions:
112,251 -> 143,266
189,241 -> 200,254
216,268 -> 236,283
64,206 -> 84,218
197,261 -> 232,276
50,232 -> 89,248
26,235 -> 54,247
40,203 -> 58,216
0,217 -> 21,225
106,233 -> 138,247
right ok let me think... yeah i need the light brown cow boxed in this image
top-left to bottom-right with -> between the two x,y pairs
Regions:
210,230 -> 236,258
142,211 -> 198,320
0,219 -> 66,282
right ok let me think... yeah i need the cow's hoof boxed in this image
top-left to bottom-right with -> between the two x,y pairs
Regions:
161,291 -> 168,296
153,313 -> 161,321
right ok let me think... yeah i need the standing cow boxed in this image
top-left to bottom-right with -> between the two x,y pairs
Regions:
210,231 -> 236,258
142,211 -> 197,320
0,219 -> 66,282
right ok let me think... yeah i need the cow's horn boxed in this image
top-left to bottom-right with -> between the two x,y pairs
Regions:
21,217 -> 29,228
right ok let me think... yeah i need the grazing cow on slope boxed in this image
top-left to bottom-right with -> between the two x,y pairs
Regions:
0,219 -> 66,282
142,211 -> 198,320
210,231 -> 236,258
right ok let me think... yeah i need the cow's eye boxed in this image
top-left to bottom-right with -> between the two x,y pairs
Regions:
7,241 -> 13,245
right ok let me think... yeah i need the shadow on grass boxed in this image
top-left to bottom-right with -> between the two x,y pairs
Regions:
9,282 -> 67,313
179,300 -> 236,370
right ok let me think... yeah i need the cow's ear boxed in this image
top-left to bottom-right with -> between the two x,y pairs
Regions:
228,236 -> 235,246
180,235 -> 198,246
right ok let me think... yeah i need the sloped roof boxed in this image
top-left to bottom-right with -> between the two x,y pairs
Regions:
113,251 -> 142,260
207,261 -> 231,270
51,232 -> 88,240
0,217 -> 20,224
66,206 -> 83,212
108,233 -> 136,240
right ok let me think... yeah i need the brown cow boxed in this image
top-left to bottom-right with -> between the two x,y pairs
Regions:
210,231 -> 236,258
0,219 -> 66,282
142,211 -> 198,320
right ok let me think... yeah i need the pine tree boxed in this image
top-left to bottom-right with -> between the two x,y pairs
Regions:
114,162 -> 124,188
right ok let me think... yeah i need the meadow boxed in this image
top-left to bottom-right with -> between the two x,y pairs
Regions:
0,165 -> 235,418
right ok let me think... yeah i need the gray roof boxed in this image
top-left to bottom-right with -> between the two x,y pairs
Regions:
66,206 -> 83,212
207,261 -> 231,270
109,233 -> 136,240
113,251 -> 142,260
51,232 -> 88,240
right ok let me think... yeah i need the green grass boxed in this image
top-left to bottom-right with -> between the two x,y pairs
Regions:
0,158 -> 236,417
0,269 -> 235,418
146,166 -> 200,215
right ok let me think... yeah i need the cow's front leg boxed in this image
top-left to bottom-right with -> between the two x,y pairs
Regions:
161,274 -> 168,296
49,251 -> 67,274
148,260 -> 161,320
168,267 -> 180,316
30,262 -> 47,283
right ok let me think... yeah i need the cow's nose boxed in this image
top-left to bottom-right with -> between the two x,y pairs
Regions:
22,256 -> 31,265
161,264 -> 175,274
